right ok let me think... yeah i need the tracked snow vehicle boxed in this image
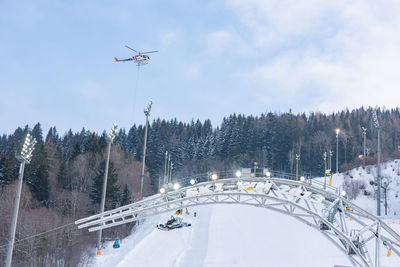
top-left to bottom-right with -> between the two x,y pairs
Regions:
156,216 -> 191,231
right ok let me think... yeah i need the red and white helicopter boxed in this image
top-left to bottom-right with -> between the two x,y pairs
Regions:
114,45 -> 158,66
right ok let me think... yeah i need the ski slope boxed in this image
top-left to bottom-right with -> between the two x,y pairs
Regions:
90,161 -> 400,267
90,204 -> 400,267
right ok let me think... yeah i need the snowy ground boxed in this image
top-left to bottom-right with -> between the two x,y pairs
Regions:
89,160 -> 400,267
90,204 -> 400,267
315,159 -> 400,218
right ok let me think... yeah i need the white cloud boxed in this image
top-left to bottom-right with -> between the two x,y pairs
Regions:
226,0 -> 400,113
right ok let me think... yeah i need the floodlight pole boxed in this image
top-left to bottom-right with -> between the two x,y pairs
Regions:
362,127 -> 367,165
97,123 -> 117,254
140,100 -> 152,200
336,129 -> 340,174
164,151 -> 168,185
5,161 -> 26,267
169,162 -> 173,183
377,125 -> 382,216
295,154 -> 300,180
166,154 -> 171,184
5,134 -> 36,267
372,109 -> 381,216
323,152 -> 327,189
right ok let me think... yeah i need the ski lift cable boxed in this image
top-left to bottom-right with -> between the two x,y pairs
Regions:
0,222 -> 75,249
0,222 -> 76,250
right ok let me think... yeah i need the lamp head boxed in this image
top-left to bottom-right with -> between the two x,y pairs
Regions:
173,183 -> 180,190
144,100 -> 153,116
109,123 -> 118,142
19,133 -> 36,163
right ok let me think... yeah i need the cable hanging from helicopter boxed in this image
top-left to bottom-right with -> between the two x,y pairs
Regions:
113,45 -> 158,132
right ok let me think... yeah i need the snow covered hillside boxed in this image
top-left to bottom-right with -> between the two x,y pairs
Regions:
92,205 -> 348,267
88,160 -> 400,267
320,159 -> 400,218
91,204 -> 400,267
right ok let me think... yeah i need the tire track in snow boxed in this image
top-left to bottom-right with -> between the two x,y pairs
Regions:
174,206 -> 213,267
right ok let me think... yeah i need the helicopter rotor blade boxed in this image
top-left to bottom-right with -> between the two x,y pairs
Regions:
141,51 -> 158,54
125,45 -> 139,53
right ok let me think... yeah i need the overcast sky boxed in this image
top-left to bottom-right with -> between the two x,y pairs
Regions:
1,0 -> 400,135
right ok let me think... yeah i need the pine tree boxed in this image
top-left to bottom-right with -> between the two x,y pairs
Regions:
0,154 -> 5,186
70,142 -> 81,161
31,123 -> 44,141
57,160 -> 69,189
120,184 -> 131,206
45,126 -> 59,145
90,161 -> 120,209
1,148 -> 19,186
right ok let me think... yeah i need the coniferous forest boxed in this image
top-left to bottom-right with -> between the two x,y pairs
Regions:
1,107 -> 400,266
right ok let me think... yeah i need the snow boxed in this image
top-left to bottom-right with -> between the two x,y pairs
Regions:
202,205 -> 351,267
316,159 -> 400,218
88,160 -> 400,267
93,204 -> 397,267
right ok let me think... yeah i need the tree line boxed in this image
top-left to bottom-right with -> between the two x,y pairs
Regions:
1,106 -> 400,265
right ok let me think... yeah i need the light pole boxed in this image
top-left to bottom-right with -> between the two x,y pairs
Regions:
254,161 -> 258,177
97,123 -> 117,254
169,162 -> 173,183
372,109 -> 382,216
336,128 -> 340,174
166,153 -> 171,184
371,180 -> 389,216
362,127 -> 367,165
295,154 -> 300,180
329,150 -> 333,186
5,133 -> 36,267
323,152 -> 327,189
163,151 -> 168,185
158,151 -> 168,191
140,100 -> 152,200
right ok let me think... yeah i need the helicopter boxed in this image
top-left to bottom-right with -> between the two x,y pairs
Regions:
114,45 -> 158,66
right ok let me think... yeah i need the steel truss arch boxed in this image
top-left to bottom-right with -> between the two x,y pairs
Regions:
76,177 -> 400,267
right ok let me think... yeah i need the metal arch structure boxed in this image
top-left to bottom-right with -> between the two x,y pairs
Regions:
76,176 -> 400,267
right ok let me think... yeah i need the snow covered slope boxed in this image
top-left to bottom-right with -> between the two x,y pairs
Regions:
90,204 -> 400,267
90,160 -> 400,267
93,205 -> 351,267
318,159 -> 400,218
